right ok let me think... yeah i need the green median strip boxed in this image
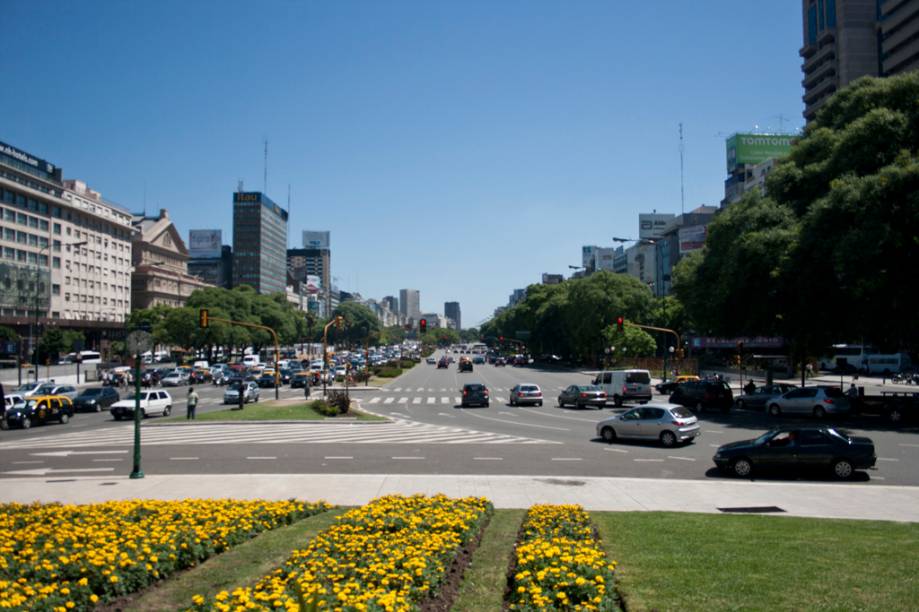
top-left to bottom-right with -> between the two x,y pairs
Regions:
595,511 -> 919,611
158,401 -> 386,422
452,509 -> 525,611
127,508 -> 346,611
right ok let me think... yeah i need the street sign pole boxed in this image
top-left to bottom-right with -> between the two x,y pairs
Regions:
126,330 -> 152,480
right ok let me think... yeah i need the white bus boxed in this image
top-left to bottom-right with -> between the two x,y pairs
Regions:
58,350 -> 102,365
820,345 -> 912,374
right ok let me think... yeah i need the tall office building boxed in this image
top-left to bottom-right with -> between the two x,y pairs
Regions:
444,301 -> 461,331
232,191 -> 288,294
382,295 -> 399,315
880,0 -> 919,76
399,288 -> 421,323
188,230 -> 232,288
289,230 -> 332,313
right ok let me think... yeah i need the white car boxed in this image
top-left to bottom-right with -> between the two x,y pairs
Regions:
4,394 -> 25,411
160,371 -> 188,387
224,381 -> 259,404
47,385 -> 79,400
334,366 -> 348,378
14,381 -> 55,397
110,390 -> 173,420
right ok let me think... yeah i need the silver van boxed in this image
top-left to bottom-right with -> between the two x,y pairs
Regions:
592,369 -> 652,407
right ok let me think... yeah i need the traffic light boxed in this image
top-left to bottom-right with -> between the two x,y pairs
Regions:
616,317 -> 624,332
335,315 -> 344,329
199,308 -> 209,328
419,318 -> 427,334
499,336 -> 504,342
737,340 -> 744,352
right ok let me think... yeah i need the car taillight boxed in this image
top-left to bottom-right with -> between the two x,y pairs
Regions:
518,392 -> 524,397
824,398 -> 834,404
674,420 -> 687,426
622,385 -> 628,394
463,390 -> 467,395
580,393 -> 588,398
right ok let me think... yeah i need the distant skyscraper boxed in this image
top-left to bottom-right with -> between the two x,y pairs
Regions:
444,301 -> 461,330
399,289 -> 421,322
382,295 -> 399,315
232,191 -> 288,294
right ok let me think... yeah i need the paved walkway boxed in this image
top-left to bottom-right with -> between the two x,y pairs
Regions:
2,473 -> 918,522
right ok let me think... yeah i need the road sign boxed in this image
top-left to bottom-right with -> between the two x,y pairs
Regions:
126,330 -> 153,355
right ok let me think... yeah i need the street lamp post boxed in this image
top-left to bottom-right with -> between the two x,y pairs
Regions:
126,329 -> 152,480
665,345 -> 675,382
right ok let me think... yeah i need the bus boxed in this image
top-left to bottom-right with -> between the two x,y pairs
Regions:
819,345 -> 912,374
58,350 -> 102,364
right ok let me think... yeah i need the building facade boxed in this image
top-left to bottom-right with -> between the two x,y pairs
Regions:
131,209 -> 211,309
232,191 -> 288,294
541,273 -> 564,285
722,133 -> 793,207
653,206 -> 719,296
188,230 -> 232,288
444,301 -> 461,331
0,140 -> 134,359
399,288 -> 421,323
881,0 -> 919,75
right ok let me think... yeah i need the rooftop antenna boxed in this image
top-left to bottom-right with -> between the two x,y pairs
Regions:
287,183 -> 291,248
142,181 -> 147,216
237,179 -> 244,193
263,139 -> 269,194
679,123 -> 685,215
773,114 -> 789,133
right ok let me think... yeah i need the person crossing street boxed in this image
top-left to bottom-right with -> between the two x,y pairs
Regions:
186,386 -> 199,420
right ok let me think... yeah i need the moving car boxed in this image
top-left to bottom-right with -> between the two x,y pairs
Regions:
472,354 -> 485,365
160,370 -> 189,387
593,369 -> 652,407
767,386 -> 850,418
669,379 -> 733,413
73,387 -> 121,412
290,372 -> 311,388
495,357 -> 507,367
655,375 -> 701,395
257,373 -> 278,388
110,391 -> 173,420
509,384 -> 543,406
734,383 -> 797,410
596,404 -> 700,447
224,380 -> 260,404
1,395 -> 74,430
713,427 -> 876,479
557,385 -> 607,409
461,383 -> 489,407
426,356 -> 437,365
14,381 -> 56,398
458,357 -> 473,373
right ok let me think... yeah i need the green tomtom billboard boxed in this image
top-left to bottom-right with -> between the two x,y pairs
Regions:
726,133 -> 793,173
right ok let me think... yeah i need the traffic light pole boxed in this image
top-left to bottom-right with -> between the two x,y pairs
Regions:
129,352 -> 144,479
321,316 -> 345,397
200,312 -> 282,401
623,321 -> 684,376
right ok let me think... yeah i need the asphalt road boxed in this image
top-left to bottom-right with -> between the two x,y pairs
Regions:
1,354 -> 917,485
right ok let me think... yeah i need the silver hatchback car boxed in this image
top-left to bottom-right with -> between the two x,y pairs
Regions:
596,403 -> 700,447
766,386 -> 850,418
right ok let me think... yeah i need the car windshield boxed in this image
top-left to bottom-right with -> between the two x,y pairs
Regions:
22,399 -> 40,409
36,384 -> 55,394
626,372 -> 651,384
520,385 -> 539,392
15,384 -> 38,393
754,431 -> 779,445
465,385 -> 484,391
81,389 -> 103,396
578,385 -> 601,391
823,387 -> 844,398
228,382 -> 243,390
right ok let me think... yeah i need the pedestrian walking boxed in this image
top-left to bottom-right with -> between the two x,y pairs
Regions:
186,386 -> 199,420
744,380 -> 756,395
304,378 -> 311,399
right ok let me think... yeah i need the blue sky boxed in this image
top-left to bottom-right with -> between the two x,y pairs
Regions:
2,0 -> 804,326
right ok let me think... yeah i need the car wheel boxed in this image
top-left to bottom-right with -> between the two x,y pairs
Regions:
59,413 -> 70,424
113,413 -> 122,421
485,401 -> 490,407
576,402 -> 585,410
601,427 -> 617,443
461,402 -> 467,408
141,408 -> 147,419
0,419 -> 8,430
557,397 -> 564,407
163,406 -> 171,417
732,457 -> 753,478
768,404 -> 781,417
735,399 -> 745,410
613,395 -> 623,407
21,417 -> 31,430
813,405 -> 826,419
889,408 -> 903,424
832,458 -> 854,480
660,430 -> 677,448
537,400 -> 543,407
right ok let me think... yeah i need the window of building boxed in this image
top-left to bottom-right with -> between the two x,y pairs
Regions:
52,311 -> 60,318
16,213 -> 27,225
38,255 -> 48,266
52,239 -> 61,251
3,209 -> 13,222
52,284 -> 60,295
64,293 -> 70,302
3,228 -> 13,241
808,3 -> 818,44
3,247 -> 13,259
16,231 -> 26,244
826,0 -> 836,27
52,257 -> 60,269
28,216 -> 38,228
16,250 -> 26,262
28,235 -> 38,246
39,220 -> 48,231
53,223 -> 61,235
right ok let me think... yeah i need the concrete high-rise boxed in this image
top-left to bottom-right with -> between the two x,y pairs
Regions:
880,0 -> 919,76
399,289 -> 421,323
444,301 -> 461,330
232,191 -> 288,294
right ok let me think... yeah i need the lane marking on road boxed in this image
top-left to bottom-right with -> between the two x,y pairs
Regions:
898,443 -> 919,448
427,397 -> 435,404
441,397 -> 450,404
462,411 -> 570,431
667,456 -> 696,462
416,387 -> 424,392
369,397 -> 382,404
709,444 -> 721,448
877,457 -> 900,462
872,476 -> 886,480
246,456 -> 277,460
703,429 -> 724,434
412,397 -> 422,404
169,457 -> 199,461
437,412 -> 455,418
392,388 -> 402,392
473,457 -> 503,461
551,457 -> 582,461
324,456 -> 353,460
390,412 -> 410,418
11,460 -> 44,464
498,412 -> 518,417
604,448 -> 629,453
391,456 -> 425,460
518,406 -> 600,423
92,458 -> 125,462
634,458 -> 664,462
440,388 -> 446,392
398,398 -> 408,404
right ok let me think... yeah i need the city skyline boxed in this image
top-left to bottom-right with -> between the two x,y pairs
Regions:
1,1 -> 806,325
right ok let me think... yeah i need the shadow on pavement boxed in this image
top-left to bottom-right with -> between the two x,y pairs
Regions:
703,466 -> 873,483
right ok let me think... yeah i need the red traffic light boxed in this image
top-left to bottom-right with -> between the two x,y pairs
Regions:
616,317 -> 624,332
499,336 -> 504,342
419,318 -> 427,334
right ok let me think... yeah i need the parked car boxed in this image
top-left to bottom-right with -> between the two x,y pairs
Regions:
509,384 -> 543,406
224,381 -> 260,404
655,375 -> 701,395
47,385 -> 79,401
110,390 -> 173,420
557,385 -> 607,409
596,403 -> 700,448
767,386 -> 850,418
495,357 -> 507,367
669,379 -> 733,413
461,383 -> 489,407
713,427 -> 876,480
592,369 -> 652,407
14,381 -> 55,398
458,357 -> 473,373
426,356 -> 437,365
1,395 -> 74,430
734,383 -> 797,411
73,387 -> 121,412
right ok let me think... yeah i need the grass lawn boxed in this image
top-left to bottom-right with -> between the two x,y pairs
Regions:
127,508 -> 345,611
594,512 -> 919,611
160,401 -> 386,422
452,509 -> 524,611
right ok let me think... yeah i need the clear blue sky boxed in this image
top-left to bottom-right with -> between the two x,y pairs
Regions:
1,0 -> 804,327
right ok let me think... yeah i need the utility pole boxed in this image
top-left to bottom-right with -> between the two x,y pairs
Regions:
679,123 -> 686,216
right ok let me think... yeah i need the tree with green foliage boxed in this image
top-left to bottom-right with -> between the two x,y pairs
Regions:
421,326 -> 460,348
333,302 -> 382,346
601,324 -> 657,363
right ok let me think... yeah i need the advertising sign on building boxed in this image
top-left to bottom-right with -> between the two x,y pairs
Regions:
302,231 -> 330,250
305,274 -> 322,294
638,213 -> 676,240
678,225 -> 707,254
188,230 -> 222,259
726,133 -> 793,173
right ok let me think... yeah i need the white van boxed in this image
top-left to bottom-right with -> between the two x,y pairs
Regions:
242,355 -> 261,367
193,360 -> 209,370
592,369 -> 652,407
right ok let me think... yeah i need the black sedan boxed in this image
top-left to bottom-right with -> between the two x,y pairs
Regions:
734,383 -> 797,410
290,372 -> 311,389
73,387 -> 121,412
256,373 -> 278,388
713,427 -> 876,480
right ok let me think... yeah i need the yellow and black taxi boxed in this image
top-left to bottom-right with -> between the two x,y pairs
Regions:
1,395 -> 74,430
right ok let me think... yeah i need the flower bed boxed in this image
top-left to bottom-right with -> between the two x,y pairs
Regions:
189,494 -> 492,611
0,498 -> 328,610
507,504 -> 617,611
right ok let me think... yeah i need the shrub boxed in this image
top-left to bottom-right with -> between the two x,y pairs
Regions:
352,370 -> 371,383
377,367 -> 403,378
310,399 -> 340,417
327,390 -> 350,415
399,359 -> 416,369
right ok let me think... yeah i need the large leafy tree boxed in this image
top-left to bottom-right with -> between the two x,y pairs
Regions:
333,302 -> 382,346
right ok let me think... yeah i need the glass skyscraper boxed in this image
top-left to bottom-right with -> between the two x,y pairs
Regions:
232,191 -> 288,294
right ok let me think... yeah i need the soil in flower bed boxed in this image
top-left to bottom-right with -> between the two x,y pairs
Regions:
419,511 -> 492,612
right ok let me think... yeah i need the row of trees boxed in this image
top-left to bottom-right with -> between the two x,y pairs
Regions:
673,73 -> 919,366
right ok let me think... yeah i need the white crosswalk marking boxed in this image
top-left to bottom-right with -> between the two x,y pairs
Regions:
0,419 -> 555,447
383,397 -> 394,404
398,398 -> 408,404
416,387 -> 424,392
441,397 -> 450,404
426,397 -> 435,404
412,397 -> 422,404
369,397 -> 382,404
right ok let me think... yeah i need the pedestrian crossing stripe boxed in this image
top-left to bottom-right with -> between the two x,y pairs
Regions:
0,419 -> 556,448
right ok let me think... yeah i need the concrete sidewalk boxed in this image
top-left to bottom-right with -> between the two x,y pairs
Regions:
2,473 -> 918,523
